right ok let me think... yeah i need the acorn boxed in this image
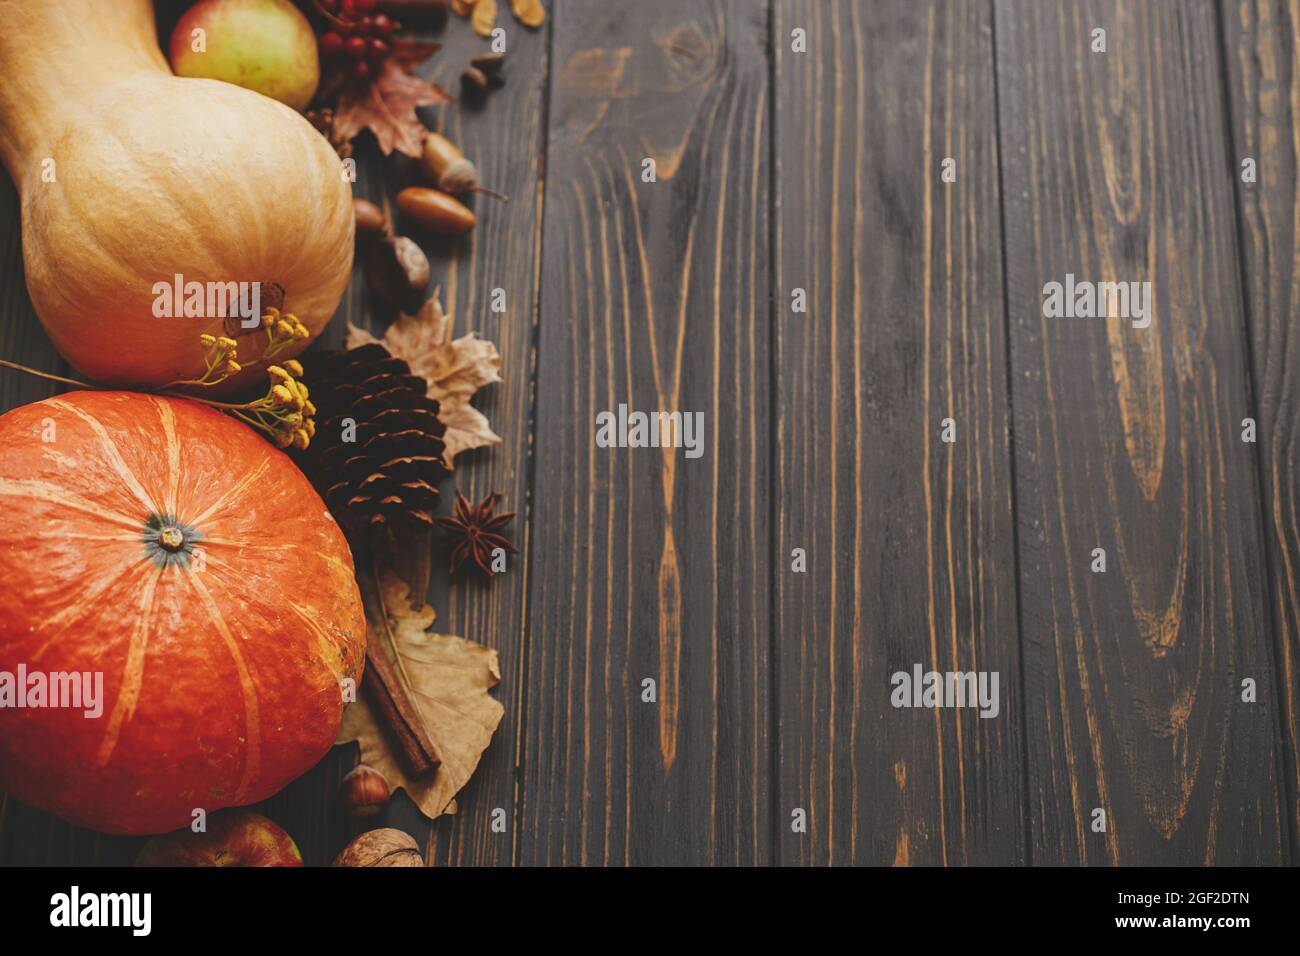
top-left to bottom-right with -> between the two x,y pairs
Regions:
396,186 -> 477,236
340,764 -> 391,818
419,132 -> 507,201
353,198 -> 387,237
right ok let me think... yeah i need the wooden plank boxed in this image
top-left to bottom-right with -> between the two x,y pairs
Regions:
381,7 -> 551,871
0,179 -> 65,409
0,15 -> 549,865
520,0 -> 771,864
251,15 -> 552,866
1220,0 -> 1300,861
995,0 -> 1286,863
774,1 -> 1024,865
0,153 -> 109,867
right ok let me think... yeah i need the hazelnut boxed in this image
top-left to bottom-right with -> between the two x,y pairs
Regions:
365,234 -> 430,309
332,828 -> 424,867
340,764 -> 390,818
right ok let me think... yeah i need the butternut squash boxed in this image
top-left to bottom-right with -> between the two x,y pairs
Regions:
0,0 -> 353,388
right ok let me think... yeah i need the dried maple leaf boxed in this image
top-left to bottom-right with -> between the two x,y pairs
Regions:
347,295 -> 502,465
337,565 -> 504,822
332,39 -> 451,157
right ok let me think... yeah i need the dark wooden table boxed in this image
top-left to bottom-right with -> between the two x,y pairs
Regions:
1,0 -> 1297,866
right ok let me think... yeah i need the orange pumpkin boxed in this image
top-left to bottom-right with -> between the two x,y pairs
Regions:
0,392 -> 365,834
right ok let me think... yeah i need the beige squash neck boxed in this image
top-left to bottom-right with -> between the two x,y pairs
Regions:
0,0 -> 170,178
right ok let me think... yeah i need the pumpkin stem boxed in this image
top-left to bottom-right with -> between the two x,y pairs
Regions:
159,527 -> 185,551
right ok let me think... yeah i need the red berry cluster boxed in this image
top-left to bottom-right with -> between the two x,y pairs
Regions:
317,0 -> 401,82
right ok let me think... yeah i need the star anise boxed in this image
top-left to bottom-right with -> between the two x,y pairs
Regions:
436,491 -> 518,575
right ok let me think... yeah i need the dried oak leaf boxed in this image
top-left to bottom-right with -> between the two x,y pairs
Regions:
333,39 -> 452,157
336,566 -> 504,822
347,295 -> 502,466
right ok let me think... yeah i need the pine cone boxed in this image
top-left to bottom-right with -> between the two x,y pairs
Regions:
294,344 -> 450,548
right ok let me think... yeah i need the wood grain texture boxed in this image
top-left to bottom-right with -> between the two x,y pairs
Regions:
774,0 -> 1024,865
0,181 -> 64,411
518,0 -> 771,865
391,10 -> 551,870
3,0 -> 1297,869
253,17 -> 552,866
1220,0 -> 1300,861
995,0 -> 1287,864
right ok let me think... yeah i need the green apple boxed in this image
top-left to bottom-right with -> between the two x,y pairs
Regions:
169,0 -> 320,110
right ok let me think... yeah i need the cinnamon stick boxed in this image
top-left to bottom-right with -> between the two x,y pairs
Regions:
362,643 -> 441,777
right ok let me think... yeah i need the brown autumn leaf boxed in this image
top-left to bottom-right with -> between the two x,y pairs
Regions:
336,566 -> 504,822
347,294 -> 502,466
332,40 -> 452,157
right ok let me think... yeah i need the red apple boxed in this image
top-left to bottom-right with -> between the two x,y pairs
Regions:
135,810 -> 304,867
169,0 -> 320,111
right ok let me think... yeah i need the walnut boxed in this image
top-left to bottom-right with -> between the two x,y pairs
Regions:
332,828 -> 424,867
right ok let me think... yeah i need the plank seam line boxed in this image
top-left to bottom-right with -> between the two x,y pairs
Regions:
512,0 -> 558,868
1212,0 -> 1297,864
766,0 -> 781,869
988,0 -> 1034,868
